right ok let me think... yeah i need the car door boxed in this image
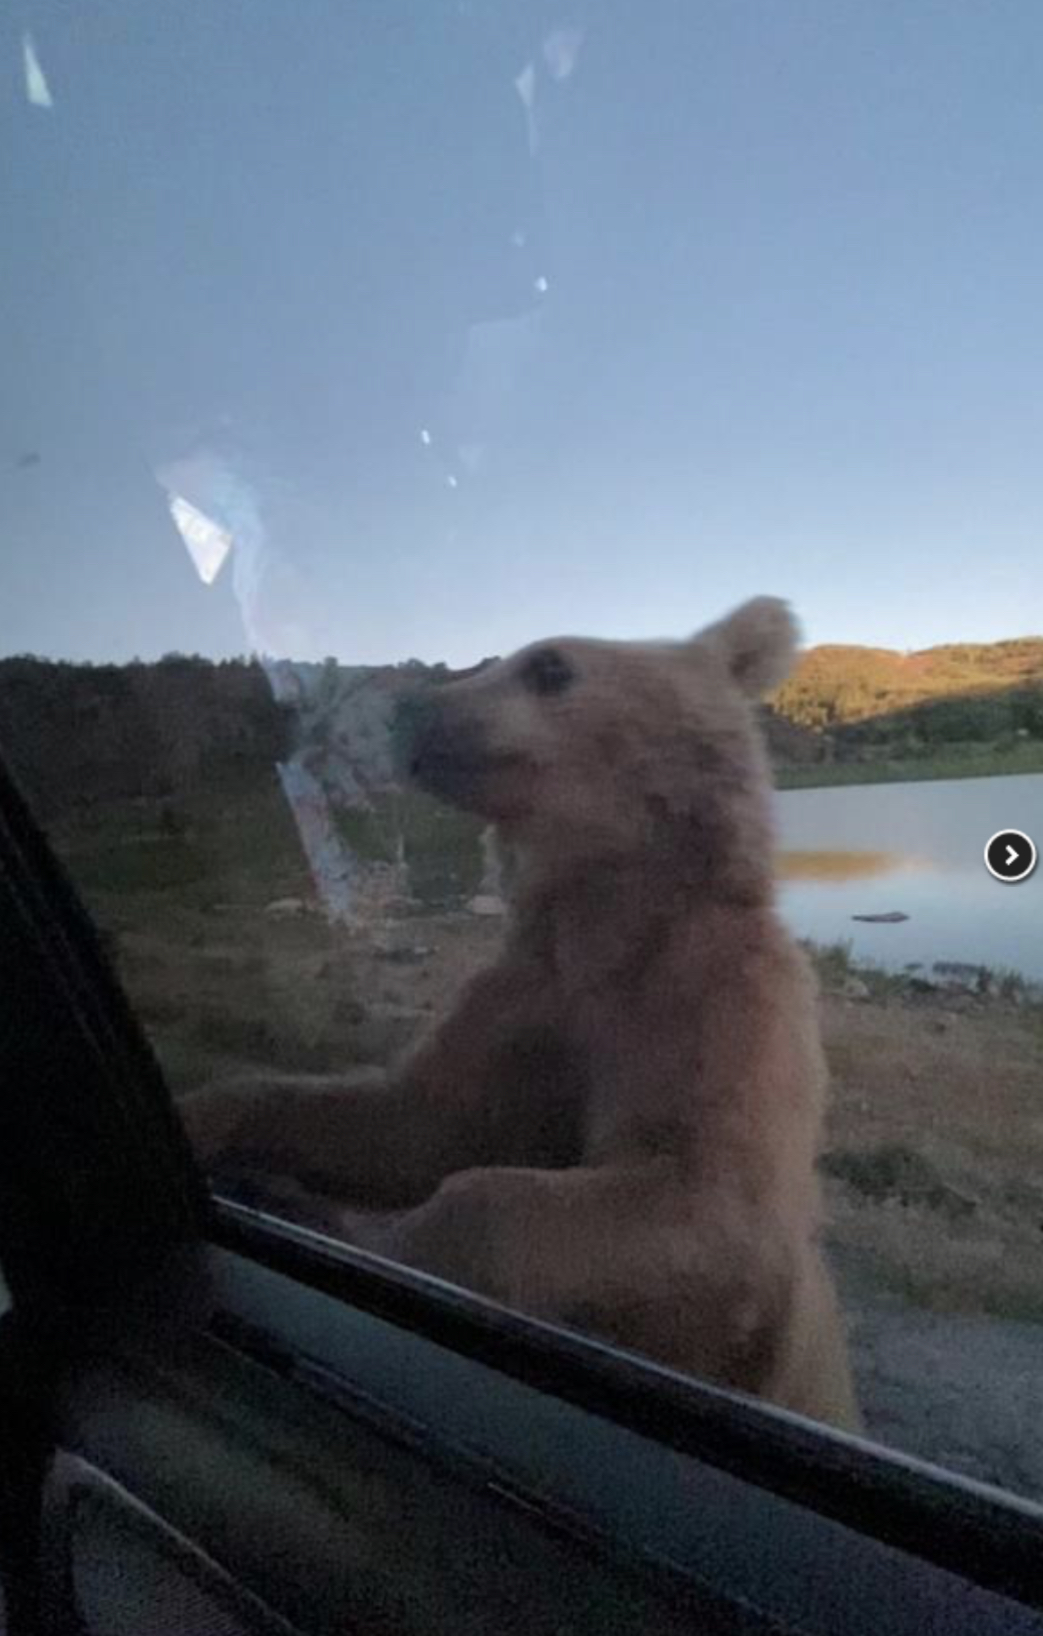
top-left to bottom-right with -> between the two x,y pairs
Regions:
2,730 -> 1043,1636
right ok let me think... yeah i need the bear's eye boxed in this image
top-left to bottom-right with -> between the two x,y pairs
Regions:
520,647 -> 575,698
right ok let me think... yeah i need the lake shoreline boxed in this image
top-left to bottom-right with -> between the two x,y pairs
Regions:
775,741 -> 1043,790
802,938 -> 1043,1010
774,769 -> 1043,984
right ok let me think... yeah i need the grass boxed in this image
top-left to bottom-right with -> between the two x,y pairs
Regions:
826,1200 -> 1043,1326
821,1143 -> 977,1220
798,935 -> 1043,1325
804,936 -> 1043,1013
974,962 -> 1043,1005
801,938 -> 914,1001
336,791 -> 485,908
63,834 -> 211,894
812,944 -> 1043,1324
775,738 -> 1043,790
53,783 -> 311,911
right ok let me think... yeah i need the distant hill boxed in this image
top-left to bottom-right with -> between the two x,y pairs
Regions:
771,638 -> 1043,731
766,637 -> 1043,766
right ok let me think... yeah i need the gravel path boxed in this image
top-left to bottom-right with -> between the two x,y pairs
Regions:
849,1296 -> 1043,1505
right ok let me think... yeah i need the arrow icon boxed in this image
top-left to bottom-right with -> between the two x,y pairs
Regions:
985,828 -> 1037,883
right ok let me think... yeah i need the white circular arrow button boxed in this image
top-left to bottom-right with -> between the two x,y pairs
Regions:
984,829 -> 1037,884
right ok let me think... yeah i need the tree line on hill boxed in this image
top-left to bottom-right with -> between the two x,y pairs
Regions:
1,635 -> 1041,821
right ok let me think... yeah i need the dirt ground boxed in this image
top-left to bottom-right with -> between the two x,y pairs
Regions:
91,883 -> 1043,1506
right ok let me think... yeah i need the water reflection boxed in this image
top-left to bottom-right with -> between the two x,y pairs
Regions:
776,849 -> 918,883
774,774 -> 1043,979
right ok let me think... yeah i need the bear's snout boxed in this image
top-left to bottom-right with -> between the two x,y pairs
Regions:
393,691 -> 497,807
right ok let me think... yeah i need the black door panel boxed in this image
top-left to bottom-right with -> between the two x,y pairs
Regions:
43,1456 -> 302,1636
38,1247 -> 1043,1636
44,1324 -> 742,1635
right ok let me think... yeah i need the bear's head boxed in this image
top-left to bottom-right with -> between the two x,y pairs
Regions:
400,597 -> 800,900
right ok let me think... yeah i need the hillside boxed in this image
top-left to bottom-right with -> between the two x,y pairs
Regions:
771,637 -> 1043,735
0,654 -> 290,819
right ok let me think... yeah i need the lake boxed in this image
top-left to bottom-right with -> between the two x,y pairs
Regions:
775,773 -> 1043,982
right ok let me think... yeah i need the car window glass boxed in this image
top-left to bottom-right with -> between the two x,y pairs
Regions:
1,1 -> 1041,1507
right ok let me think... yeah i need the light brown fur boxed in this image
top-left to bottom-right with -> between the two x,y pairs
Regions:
184,597 -> 860,1429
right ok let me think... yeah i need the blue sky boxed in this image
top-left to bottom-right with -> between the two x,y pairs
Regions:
1,0 -> 1041,666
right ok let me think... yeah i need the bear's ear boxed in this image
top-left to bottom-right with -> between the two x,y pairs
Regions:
696,597 -> 801,697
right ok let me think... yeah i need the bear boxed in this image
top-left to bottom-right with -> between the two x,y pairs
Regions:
183,597 -> 860,1431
